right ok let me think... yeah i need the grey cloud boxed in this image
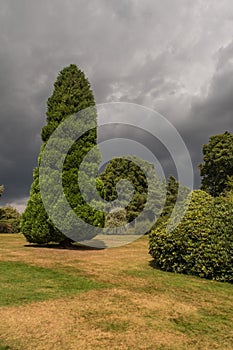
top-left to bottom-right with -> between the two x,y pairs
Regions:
0,0 -> 233,208
178,41 -> 233,185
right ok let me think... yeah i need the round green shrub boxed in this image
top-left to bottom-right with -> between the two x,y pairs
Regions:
149,190 -> 233,282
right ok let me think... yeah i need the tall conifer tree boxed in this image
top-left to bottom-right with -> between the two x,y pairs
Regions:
21,64 -> 104,244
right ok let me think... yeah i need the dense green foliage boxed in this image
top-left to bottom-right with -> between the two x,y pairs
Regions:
0,206 -> 20,233
21,64 -> 104,244
199,131 -> 233,196
223,175 -> 233,202
155,175 -> 179,227
99,156 -> 165,232
149,190 -> 233,282
0,186 -> 20,233
104,208 -> 128,234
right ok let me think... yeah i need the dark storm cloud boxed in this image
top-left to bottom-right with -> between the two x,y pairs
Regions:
0,0 -> 233,210
179,41 -> 233,186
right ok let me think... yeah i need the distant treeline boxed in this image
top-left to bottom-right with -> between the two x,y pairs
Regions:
0,186 -> 21,233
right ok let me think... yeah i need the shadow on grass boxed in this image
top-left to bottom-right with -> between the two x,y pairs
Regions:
148,259 -> 162,270
24,239 -> 106,251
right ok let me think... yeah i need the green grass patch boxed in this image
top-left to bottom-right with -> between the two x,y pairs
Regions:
0,261 -> 106,306
96,320 -> 130,332
124,264 -> 233,296
0,340 -> 12,350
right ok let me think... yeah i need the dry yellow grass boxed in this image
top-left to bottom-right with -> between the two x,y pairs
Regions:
0,234 -> 233,350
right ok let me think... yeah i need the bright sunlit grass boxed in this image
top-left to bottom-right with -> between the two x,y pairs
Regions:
0,260 -> 106,307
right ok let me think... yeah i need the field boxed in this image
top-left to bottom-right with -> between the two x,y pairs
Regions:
0,234 -> 232,350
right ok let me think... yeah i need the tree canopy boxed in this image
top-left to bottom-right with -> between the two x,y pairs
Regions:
0,206 -> 21,233
99,156 -> 166,233
199,131 -> 233,196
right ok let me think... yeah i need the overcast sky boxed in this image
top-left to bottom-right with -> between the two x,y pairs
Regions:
0,0 -> 233,212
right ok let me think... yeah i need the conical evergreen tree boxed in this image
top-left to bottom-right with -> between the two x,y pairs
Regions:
21,64 -> 104,244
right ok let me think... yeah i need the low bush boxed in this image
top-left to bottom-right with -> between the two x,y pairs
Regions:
0,206 -> 21,233
149,190 -> 233,282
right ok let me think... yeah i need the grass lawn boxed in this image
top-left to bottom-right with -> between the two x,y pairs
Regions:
0,234 -> 232,350
0,261 -> 106,307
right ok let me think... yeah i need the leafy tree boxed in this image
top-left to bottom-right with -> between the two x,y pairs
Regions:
199,131 -> 233,196
222,175 -> 233,202
0,206 -> 21,233
104,208 -> 128,234
99,156 -> 166,233
154,175 -> 178,227
0,186 -> 21,233
21,64 -> 104,245
151,175 -> 190,232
